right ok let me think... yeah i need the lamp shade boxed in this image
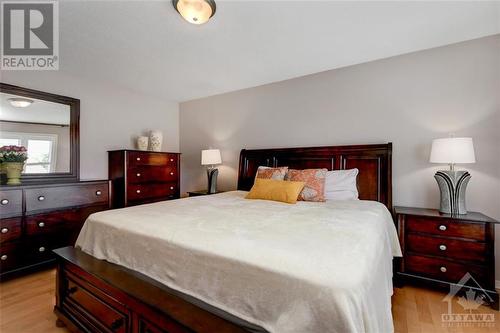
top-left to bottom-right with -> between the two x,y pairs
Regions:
201,149 -> 222,165
429,137 -> 476,164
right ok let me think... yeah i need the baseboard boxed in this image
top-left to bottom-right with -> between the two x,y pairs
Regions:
496,280 -> 500,290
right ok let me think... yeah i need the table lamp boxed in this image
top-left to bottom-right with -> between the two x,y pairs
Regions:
201,149 -> 222,194
429,137 -> 475,215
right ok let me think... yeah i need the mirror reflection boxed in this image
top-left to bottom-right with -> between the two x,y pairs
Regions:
0,93 -> 71,173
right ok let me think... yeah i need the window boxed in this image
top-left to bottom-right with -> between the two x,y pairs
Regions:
0,132 -> 58,173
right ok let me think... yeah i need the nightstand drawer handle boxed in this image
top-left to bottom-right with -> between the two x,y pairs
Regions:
95,190 -> 102,196
439,244 -> 447,251
38,222 -> 45,228
39,247 -> 46,252
1,199 -> 9,205
136,189 -> 141,194
438,225 -> 447,231
440,266 -> 447,273
1,254 -> 7,261
1,228 -> 8,234
38,195 -> 45,201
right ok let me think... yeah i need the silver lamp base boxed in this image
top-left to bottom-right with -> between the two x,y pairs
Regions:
207,168 -> 218,194
434,170 -> 471,215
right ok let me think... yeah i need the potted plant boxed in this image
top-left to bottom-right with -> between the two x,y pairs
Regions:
0,145 -> 28,185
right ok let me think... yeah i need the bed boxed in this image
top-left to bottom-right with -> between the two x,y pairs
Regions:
53,143 -> 400,333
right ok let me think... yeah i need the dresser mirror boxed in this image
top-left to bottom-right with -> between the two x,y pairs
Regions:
0,83 -> 79,184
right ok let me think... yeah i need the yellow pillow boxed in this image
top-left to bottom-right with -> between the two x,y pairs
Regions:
245,178 -> 306,204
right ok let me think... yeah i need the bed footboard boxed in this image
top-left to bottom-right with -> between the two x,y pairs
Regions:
53,247 -> 264,333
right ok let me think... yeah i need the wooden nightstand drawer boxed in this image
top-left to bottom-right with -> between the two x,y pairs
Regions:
407,216 -> 485,241
407,234 -> 486,263
406,254 -> 487,286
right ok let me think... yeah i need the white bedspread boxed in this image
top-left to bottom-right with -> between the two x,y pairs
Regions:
76,191 -> 402,333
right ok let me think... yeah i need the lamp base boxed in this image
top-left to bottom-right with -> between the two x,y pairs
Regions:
207,168 -> 218,194
434,170 -> 471,215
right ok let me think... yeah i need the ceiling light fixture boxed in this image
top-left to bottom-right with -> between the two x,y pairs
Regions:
172,0 -> 216,25
8,97 -> 34,108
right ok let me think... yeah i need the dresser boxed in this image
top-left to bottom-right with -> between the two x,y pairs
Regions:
108,150 -> 180,208
395,206 -> 498,309
0,180 -> 110,279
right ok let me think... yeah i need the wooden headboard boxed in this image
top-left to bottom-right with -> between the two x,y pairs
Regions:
237,143 -> 392,210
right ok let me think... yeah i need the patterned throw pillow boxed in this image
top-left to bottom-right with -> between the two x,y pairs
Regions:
256,166 -> 288,180
286,169 -> 328,202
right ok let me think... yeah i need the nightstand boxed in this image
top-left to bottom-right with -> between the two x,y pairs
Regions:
187,190 -> 225,197
394,206 -> 499,310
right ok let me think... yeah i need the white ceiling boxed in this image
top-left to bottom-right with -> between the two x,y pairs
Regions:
57,1 -> 500,102
0,93 -> 70,125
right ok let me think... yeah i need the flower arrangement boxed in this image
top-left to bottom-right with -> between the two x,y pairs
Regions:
0,145 -> 28,163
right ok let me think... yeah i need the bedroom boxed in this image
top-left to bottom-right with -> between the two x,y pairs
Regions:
0,1 -> 499,332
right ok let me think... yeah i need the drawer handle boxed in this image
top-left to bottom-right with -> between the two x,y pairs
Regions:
1,254 -> 7,261
1,199 -> 9,205
136,189 -> 141,194
440,266 -> 447,273
136,173 -> 141,177
170,158 -> 174,162
38,246 -> 46,252
67,286 -> 78,295
96,190 -> 102,196
438,225 -> 447,231
111,318 -> 124,331
38,196 -> 45,201
1,227 -> 8,234
170,172 -> 174,176
136,157 -> 141,161
170,186 -> 174,190
439,244 -> 447,251
38,222 -> 45,228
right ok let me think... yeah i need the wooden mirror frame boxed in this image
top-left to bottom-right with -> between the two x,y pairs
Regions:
0,83 -> 80,184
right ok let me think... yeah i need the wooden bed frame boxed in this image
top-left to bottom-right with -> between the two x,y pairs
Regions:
53,143 -> 393,333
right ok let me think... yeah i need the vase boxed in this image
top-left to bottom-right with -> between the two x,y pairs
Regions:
149,130 -> 163,152
4,162 -> 24,185
136,136 -> 149,151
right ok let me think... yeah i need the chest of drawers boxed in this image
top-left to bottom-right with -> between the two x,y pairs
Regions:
0,181 -> 110,279
395,206 -> 498,310
108,150 -> 180,208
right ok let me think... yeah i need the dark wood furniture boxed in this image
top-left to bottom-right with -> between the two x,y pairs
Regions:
108,150 -> 180,208
53,143 -> 392,332
395,206 -> 498,310
238,143 -> 392,209
0,83 -> 80,184
187,190 -> 225,197
0,181 -> 110,279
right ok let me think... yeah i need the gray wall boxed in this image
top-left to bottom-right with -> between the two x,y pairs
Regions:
180,35 -> 500,281
1,71 -> 179,180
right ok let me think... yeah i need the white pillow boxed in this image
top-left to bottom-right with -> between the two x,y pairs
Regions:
325,168 -> 359,201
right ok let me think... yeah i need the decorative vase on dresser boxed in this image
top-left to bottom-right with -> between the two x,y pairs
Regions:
394,206 -> 499,310
108,150 -> 180,208
0,181 -> 111,279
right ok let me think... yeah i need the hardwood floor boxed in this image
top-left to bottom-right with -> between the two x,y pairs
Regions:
0,269 -> 498,333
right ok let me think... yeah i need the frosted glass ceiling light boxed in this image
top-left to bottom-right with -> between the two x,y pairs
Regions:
173,0 -> 216,25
